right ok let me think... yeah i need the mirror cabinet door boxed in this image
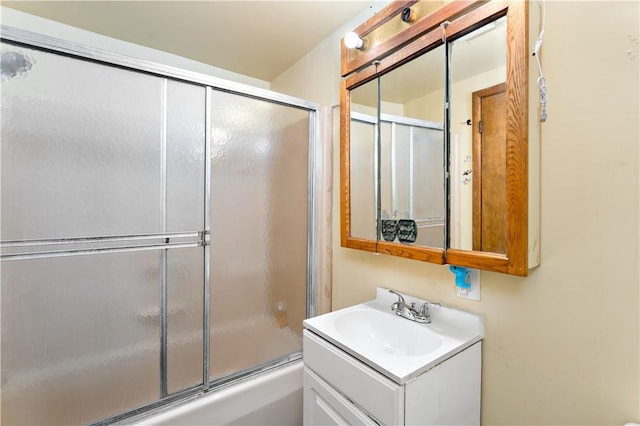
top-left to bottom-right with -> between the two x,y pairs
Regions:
379,45 -> 446,249
443,0 -> 531,276
448,17 -> 508,254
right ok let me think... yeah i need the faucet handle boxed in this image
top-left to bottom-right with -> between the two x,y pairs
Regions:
388,289 -> 406,305
418,301 -> 440,316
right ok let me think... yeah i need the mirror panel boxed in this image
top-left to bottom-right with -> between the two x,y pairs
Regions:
378,44 -> 446,248
348,79 -> 379,242
448,16 -> 507,253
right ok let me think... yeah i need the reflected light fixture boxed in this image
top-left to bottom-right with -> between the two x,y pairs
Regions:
344,32 -> 365,50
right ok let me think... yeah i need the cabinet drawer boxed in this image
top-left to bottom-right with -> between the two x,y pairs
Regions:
303,330 -> 403,425
304,368 -> 377,425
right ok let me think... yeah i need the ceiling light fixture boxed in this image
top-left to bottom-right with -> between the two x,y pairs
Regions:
344,32 -> 365,50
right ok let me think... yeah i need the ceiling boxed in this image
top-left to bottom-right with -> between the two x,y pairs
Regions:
2,1 -> 376,82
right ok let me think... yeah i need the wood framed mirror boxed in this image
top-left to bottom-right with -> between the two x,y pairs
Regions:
340,0 -> 537,276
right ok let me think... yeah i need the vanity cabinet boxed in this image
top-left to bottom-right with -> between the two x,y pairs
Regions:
303,330 -> 482,425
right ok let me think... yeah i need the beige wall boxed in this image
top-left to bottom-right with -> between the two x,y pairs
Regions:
274,1 -> 639,425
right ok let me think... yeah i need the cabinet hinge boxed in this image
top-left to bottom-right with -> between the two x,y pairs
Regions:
478,120 -> 483,133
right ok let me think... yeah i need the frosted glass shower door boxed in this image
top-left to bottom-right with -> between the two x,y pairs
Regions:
0,43 -> 205,239
209,90 -> 310,381
1,253 -> 162,425
1,42 -> 206,424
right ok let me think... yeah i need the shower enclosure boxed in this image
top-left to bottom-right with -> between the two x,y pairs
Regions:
0,27 -> 320,425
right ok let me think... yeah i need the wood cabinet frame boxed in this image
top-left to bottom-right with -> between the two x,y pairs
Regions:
340,0 -> 532,276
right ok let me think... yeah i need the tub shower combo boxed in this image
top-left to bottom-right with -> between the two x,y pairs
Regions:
0,26 -> 322,425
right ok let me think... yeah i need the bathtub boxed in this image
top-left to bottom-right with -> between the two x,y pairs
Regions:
134,360 -> 303,426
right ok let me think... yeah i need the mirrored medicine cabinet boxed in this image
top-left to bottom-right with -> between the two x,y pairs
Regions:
340,0 -> 540,276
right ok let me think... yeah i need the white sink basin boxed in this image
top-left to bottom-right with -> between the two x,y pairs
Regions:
333,307 -> 442,356
303,287 -> 484,383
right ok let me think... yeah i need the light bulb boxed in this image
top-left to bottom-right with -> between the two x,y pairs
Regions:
344,32 -> 364,49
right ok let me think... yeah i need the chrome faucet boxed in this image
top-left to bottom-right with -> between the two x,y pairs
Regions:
388,289 -> 440,324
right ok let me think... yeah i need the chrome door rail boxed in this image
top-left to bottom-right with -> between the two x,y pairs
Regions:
0,232 -> 203,261
0,241 -> 203,261
1,231 -> 201,246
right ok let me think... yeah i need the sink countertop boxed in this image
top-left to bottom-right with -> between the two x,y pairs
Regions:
303,287 -> 484,384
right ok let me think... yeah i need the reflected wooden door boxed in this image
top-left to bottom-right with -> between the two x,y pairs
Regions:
472,83 -> 506,253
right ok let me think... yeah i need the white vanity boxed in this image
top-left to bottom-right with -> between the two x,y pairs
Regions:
302,288 -> 484,425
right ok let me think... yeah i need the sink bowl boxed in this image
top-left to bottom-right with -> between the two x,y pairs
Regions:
303,287 -> 484,383
333,308 -> 442,356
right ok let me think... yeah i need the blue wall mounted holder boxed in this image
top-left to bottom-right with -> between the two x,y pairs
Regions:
449,265 -> 471,290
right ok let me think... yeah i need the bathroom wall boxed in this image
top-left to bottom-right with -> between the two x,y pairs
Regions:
273,1 -> 640,425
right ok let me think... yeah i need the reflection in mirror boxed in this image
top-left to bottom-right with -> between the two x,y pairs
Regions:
449,16 -> 507,253
379,45 -> 445,248
349,78 -> 379,240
